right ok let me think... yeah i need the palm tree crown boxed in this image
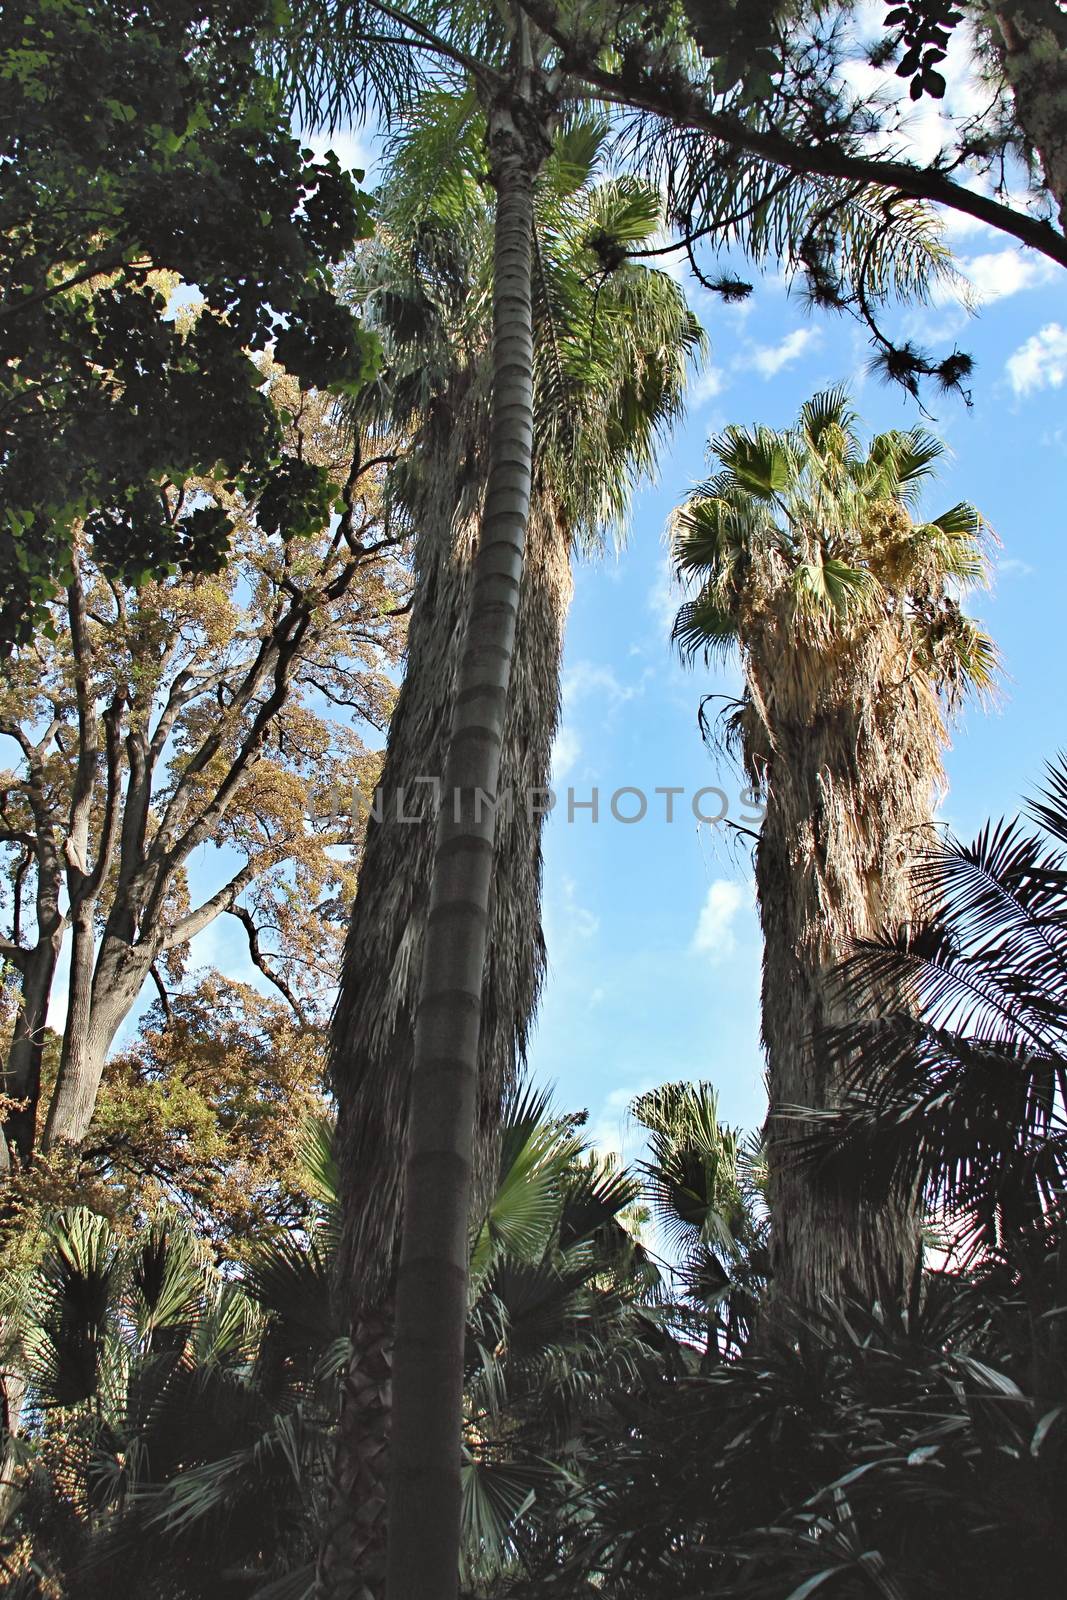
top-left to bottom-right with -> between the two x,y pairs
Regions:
673,387 -> 995,705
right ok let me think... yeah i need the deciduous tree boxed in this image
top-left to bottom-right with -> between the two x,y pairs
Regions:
0,370 -> 409,1170
78,975 -> 331,1261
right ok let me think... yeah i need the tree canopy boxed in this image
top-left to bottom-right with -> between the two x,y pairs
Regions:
0,0 -> 379,650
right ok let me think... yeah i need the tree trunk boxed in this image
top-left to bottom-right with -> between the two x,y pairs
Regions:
320,486 -> 569,1598
989,4 -> 1067,231
0,1367 -> 27,1530
385,109 -> 543,1600
323,195 -> 570,1600
752,625 -> 938,1311
1,933 -> 62,1169
42,919 -> 156,1149
316,1303 -> 393,1600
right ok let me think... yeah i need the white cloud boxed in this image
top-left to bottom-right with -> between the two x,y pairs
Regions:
588,1081 -> 656,1163
647,555 -> 680,638
551,725 -> 581,781
690,363 -> 728,405
839,8 -> 988,167
691,879 -> 745,962
562,660 -> 637,707
1006,323 -> 1067,396
742,327 -> 819,379
560,875 -> 599,940
654,244 -> 687,284
936,248 -> 1058,308
549,661 -> 646,784
998,556 -> 1035,578
939,208 -> 995,246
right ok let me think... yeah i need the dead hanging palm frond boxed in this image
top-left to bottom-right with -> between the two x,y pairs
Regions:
794,757 -> 1067,1266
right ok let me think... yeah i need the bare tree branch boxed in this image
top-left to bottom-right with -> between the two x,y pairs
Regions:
160,859 -> 264,952
228,903 -> 309,1024
0,938 -> 27,974
149,963 -> 172,1026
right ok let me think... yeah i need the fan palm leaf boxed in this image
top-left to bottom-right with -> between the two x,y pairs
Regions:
799,758 -> 1067,1271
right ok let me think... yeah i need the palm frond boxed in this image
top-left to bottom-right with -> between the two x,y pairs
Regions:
797,774 -> 1067,1262
791,555 -> 880,621
295,1114 -> 340,1211
28,1211 -> 123,1410
715,424 -> 794,500
1028,754 -> 1067,847
544,115 -> 610,198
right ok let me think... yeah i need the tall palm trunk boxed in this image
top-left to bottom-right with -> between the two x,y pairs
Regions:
988,4 -> 1067,231
384,107 -> 545,1598
318,464 -> 569,1597
751,615 -> 941,1309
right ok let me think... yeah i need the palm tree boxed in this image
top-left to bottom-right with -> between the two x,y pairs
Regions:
281,8 -> 963,1583
672,389 -> 996,1310
377,28 -> 566,1592
632,1082 -> 768,1362
318,109 -> 702,1599
460,1087 -> 667,1594
1,1207 -> 273,1598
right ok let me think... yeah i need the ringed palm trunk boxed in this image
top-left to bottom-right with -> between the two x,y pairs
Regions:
318,470 -> 570,1597
384,119 -> 542,1600
751,609 -> 942,1310
987,4 -> 1067,231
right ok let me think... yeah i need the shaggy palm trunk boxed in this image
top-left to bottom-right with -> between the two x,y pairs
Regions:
317,1304 -> 394,1600
751,618 -> 941,1310
988,4 -> 1067,231
384,128 -> 539,1600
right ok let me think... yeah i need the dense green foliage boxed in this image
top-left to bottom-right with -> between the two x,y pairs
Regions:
0,0 -> 378,649
0,1096 -> 669,1596
501,772 -> 1067,1600
8,821 -> 1065,1596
